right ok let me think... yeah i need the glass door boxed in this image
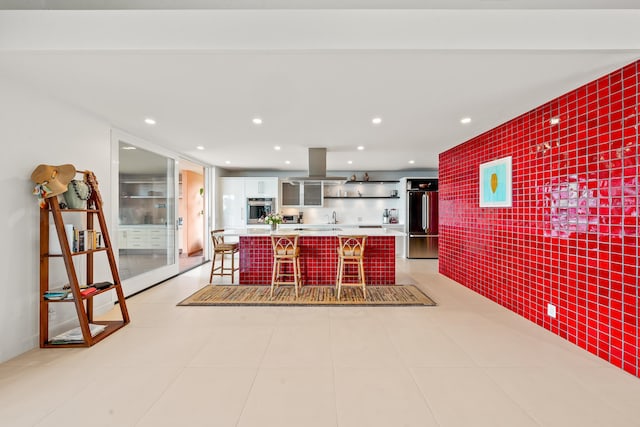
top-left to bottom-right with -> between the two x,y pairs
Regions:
112,130 -> 179,296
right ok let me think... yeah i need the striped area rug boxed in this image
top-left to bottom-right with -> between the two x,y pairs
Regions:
177,285 -> 436,306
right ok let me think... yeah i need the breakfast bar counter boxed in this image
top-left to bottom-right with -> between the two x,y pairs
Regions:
219,227 -> 403,285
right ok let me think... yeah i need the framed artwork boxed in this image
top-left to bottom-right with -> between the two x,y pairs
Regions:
479,156 -> 512,207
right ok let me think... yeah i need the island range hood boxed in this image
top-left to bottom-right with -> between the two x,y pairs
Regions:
286,148 -> 346,183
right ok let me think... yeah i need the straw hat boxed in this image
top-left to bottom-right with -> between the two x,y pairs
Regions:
30,164 -> 76,198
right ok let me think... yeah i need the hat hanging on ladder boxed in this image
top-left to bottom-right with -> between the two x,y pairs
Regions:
30,164 -> 76,205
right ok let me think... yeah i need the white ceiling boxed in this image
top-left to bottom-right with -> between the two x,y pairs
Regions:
1,4 -> 639,173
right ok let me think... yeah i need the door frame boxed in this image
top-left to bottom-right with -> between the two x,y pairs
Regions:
177,157 -> 213,270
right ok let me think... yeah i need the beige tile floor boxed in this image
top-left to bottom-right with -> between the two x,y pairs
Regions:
2,259 -> 640,427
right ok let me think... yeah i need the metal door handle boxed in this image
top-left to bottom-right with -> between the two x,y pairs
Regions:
425,194 -> 430,233
422,193 -> 427,231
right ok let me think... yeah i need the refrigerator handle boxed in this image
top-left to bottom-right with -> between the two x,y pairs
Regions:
422,193 -> 427,231
426,194 -> 430,233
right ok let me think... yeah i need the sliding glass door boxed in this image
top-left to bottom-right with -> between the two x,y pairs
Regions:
111,130 -> 179,296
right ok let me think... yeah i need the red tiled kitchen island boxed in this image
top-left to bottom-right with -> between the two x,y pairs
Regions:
221,227 -> 403,285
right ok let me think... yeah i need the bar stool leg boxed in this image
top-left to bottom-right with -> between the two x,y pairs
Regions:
359,261 -> 366,299
336,259 -> 343,300
296,256 -> 302,295
230,251 -> 235,284
209,251 -> 217,283
292,258 -> 299,298
270,259 -> 278,298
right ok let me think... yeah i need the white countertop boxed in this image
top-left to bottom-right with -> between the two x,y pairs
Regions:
119,224 -> 168,228
219,225 -> 404,237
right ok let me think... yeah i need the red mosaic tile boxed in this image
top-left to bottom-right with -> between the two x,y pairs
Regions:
439,59 -> 640,378
238,235 -> 396,285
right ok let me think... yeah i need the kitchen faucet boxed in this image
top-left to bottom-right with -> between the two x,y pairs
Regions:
332,211 -> 337,224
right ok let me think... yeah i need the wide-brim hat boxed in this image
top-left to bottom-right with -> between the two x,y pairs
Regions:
30,164 -> 77,198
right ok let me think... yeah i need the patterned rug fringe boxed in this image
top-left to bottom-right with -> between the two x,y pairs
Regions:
177,285 -> 436,306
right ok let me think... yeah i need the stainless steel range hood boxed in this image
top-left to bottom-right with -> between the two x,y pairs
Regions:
286,148 -> 346,183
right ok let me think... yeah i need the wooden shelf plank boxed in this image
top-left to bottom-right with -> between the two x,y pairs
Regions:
42,320 -> 128,348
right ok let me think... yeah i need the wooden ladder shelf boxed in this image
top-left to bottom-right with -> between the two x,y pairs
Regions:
39,170 -> 130,347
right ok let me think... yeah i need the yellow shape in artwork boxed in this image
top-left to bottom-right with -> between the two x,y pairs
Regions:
490,173 -> 499,193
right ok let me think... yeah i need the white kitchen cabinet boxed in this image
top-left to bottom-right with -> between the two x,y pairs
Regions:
244,177 -> 278,198
220,177 -> 246,228
221,177 -> 280,227
118,227 -> 169,250
118,229 -> 128,249
148,228 -> 167,248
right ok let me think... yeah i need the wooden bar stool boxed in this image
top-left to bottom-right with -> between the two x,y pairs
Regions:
270,234 -> 302,298
209,229 -> 239,284
336,235 -> 367,300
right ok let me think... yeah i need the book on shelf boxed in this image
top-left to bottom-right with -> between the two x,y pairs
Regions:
92,281 -> 113,290
44,290 -> 72,301
49,323 -> 107,344
80,287 -> 97,297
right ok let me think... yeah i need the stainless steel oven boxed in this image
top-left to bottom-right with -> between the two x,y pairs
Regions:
247,197 -> 274,224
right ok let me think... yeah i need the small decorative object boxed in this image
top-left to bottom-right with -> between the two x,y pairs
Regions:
363,172 -> 369,181
350,174 -> 356,181
263,212 -> 283,231
64,179 -> 92,209
479,156 -> 512,207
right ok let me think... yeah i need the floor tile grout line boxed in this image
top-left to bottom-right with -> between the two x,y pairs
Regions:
234,310 -> 279,427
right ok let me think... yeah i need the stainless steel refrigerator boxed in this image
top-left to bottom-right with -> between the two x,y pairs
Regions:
406,190 -> 439,258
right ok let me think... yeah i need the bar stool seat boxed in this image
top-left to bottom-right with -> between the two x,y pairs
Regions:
271,234 -> 302,298
209,229 -> 239,283
336,235 -> 367,300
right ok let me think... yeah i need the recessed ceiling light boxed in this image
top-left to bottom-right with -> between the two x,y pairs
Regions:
357,146 -> 365,151
225,160 -> 231,165
196,145 -> 205,150
347,160 -> 353,165
122,146 -> 137,150
408,160 -> 415,164
285,160 -> 291,165
274,146 -> 281,151
252,117 -> 263,125
549,117 -> 560,125
460,117 -> 472,124
372,117 -> 382,125
144,118 -> 156,125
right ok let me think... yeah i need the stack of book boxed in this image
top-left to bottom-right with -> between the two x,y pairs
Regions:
73,229 -> 103,252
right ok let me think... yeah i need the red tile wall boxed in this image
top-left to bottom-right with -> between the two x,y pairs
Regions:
239,236 -> 396,285
439,60 -> 639,377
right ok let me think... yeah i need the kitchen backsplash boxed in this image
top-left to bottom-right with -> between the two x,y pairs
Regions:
281,199 -> 401,225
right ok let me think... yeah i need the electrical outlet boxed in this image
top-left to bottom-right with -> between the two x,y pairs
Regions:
547,303 -> 557,318
48,307 -> 56,321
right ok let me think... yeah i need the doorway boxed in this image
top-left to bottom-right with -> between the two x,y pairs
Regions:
113,131 -> 179,296
178,159 -> 207,272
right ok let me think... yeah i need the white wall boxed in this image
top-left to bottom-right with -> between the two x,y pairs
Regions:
0,78 -> 114,363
